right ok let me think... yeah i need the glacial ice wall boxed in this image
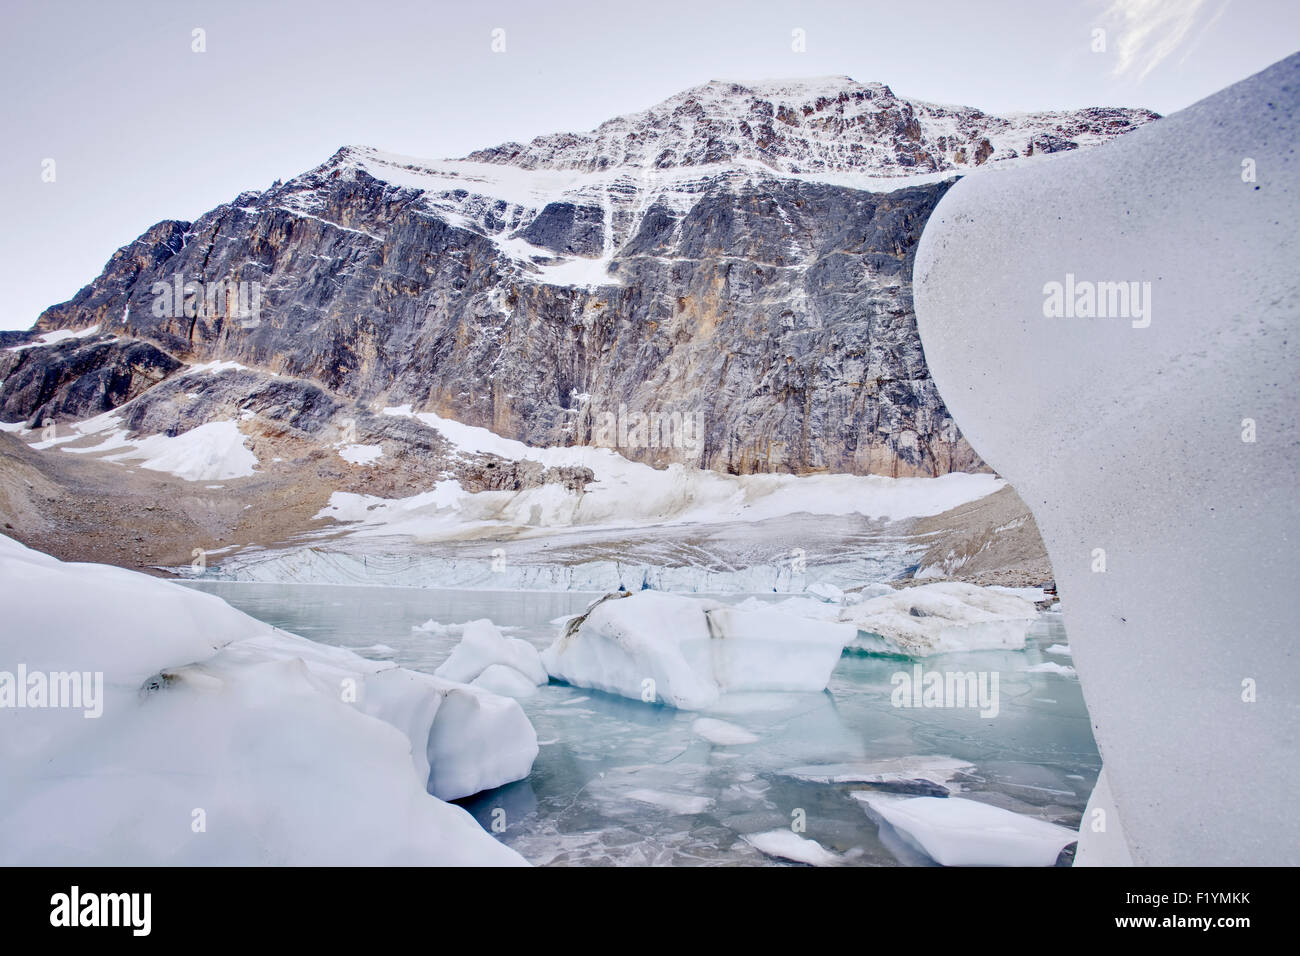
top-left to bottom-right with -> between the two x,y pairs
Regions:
913,54 -> 1300,865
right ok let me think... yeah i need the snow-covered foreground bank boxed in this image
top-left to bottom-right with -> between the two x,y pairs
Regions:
914,53 -> 1300,864
0,535 -> 533,865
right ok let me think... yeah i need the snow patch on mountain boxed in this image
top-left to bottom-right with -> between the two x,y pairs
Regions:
5,324 -> 102,352
302,78 -> 1154,289
307,406 -> 1005,539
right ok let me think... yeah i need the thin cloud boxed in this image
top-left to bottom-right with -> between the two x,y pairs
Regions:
1103,0 -> 1229,80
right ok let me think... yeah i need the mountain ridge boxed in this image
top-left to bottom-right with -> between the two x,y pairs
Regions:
8,77 -> 1158,479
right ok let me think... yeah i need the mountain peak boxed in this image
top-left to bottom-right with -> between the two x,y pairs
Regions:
462,76 -> 1156,176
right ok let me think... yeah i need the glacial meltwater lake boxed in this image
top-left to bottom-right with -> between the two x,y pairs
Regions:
183,580 -> 1098,866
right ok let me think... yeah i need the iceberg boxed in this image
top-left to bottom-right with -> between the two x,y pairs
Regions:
539,591 -> 856,709
742,829 -> 840,866
691,717 -> 760,746
0,534 -> 531,864
913,53 -> 1300,863
434,618 -> 549,694
1023,662 -> 1077,677
856,794 -> 1077,867
418,675 -> 539,799
472,663 -> 544,699
779,755 -> 974,792
733,595 -> 845,621
839,582 -> 1039,656
805,581 -> 844,604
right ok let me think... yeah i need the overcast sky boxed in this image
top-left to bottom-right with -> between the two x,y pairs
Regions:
2,0 -> 1296,330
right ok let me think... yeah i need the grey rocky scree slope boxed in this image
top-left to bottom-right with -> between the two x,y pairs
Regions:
9,76 -> 1156,477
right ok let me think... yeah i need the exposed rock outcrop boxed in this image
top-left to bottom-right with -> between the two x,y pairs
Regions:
12,77 -> 1156,479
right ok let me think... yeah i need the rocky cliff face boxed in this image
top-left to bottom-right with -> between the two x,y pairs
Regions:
11,76 -> 1157,477
466,76 -> 1155,174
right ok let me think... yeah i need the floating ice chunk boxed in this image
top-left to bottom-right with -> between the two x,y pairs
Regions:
542,592 -> 718,708
435,619 -> 548,686
805,581 -> 844,603
856,794 -> 1077,867
472,663 -> 541,699
540,591 -> 855,709
840,582 -> 1038,656
706,603 -> 856,693
691,717 -> 759,746
1023,662 -> 1077,677
842,583 -> 896,606
780,755 -> 974,789
624,789 -> 714,815
733,595 -> 842,621
419,675 -> 539,799
743,829 -> 840,866
413,618 -> 463,636
1045,644 -> 1071,656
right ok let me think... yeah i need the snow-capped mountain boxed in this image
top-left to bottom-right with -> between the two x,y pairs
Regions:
5,77 -> 1156,479
465,76 -> 1156,174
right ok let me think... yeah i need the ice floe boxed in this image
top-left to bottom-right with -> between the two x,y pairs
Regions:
742,829 -> 839,866
623,789 -> 714,815
691,717 -> 760,746
839,582 -> 1039,656
540,591 -> 856,709
780,755 -> 974,792
435,619 -> 548,699
855,794 -> 1077,867
1023,662 -> 1077,677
